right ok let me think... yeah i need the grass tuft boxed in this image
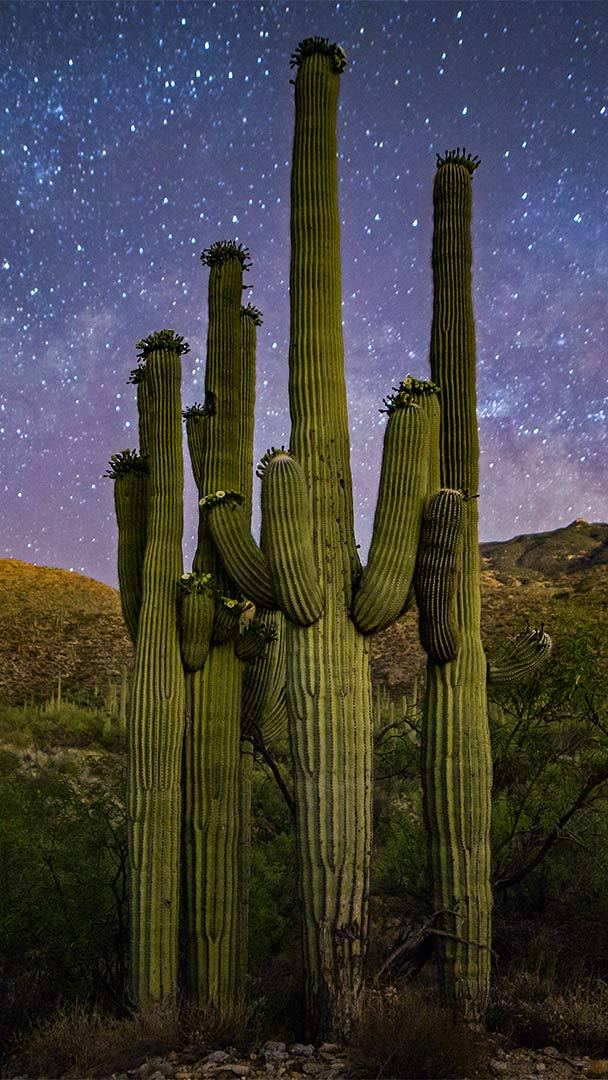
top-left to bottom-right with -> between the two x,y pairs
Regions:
488,970 -> 608,1056
347,983 -> 489,1079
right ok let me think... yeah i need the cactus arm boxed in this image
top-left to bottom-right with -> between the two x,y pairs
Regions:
352,383 -> 436,634
414,489 -> 465,663
126,331 -> 188,1006
241,609 -> 288,744
178,572 -> 215,672
202,492 -> 277,609
258,449 -> 323,625
421,149 -> 493,1022
106,449 -> 148,646
487,625 -> 552,685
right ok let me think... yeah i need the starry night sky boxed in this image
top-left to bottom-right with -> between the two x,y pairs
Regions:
2,1 -> 606,588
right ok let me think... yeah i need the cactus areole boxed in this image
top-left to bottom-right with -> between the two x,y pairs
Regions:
421,152 -> 494,1022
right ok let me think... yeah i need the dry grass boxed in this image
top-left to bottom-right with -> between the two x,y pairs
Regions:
487,970 -> 608,1056
4,995 -> 263,1078
4,1001 -> 182,1078
347,983 -> 489,1079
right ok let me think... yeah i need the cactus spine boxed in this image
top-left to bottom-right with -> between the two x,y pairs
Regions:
125,331 -> 188,1005
420,149 -> 493,1021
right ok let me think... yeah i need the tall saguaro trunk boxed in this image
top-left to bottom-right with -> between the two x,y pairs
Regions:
127,336 -> 188,1005
182,246 -> 253,1007
287,43 -> 373,1041
421,151 -> 493,1021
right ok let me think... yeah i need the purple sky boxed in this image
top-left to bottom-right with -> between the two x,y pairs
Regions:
2,2 -> 606,587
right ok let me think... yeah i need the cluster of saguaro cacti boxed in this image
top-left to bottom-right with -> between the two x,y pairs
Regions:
108,245 -> 284,1008
108,34 -> 554,1038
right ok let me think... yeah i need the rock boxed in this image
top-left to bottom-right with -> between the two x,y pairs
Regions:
534,1065 -> 546,1074
216,1068 -> 250,1078
288,1045 -> 315,1058
319,1043 -> 340,1055
489,1061 -> 510,1076
205,1051 -> 232,1065
301,1063 -> 324,1077
543,1047 -> 560,1059
261,1041 -> 287,1060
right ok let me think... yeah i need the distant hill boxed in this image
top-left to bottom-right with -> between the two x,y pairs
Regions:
371,519 -> 608,690
0,559 -> 132,705
1,519 -> 606,704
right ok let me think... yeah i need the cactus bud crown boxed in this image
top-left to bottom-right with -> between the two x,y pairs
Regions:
200,240 -> 252,271
199,490 -> 244,510
128,364 -> 146,385
436,147 -> 480,174
178,571 -> 215,596
381,377 -> 440,414
135,330 -> 190,360
105,448 -> 149,479
256,446 -> 292,479
290,37 -> 347,73
241,303 -> 264,325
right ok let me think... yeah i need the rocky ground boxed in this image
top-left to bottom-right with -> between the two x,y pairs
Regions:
94,1037 -> 608,1080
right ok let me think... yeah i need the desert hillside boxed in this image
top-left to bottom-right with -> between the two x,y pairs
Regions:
1,518 -> 606,703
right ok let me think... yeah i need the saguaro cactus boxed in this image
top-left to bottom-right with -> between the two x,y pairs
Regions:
181,243 -> 256,1008
119,329 -> 188,1005
420,149 -> 493,1022
203,39 -> 438,1039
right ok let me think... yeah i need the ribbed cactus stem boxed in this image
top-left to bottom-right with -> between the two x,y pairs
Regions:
260,449 -> 323,625
204,493 -> 277,609
352,391 -> 432,634
178,573 -> 215,671
127,336 -> 187,1006
487,626 -> 552,684
182,243 -> 252,1007
241,609 -> 288,744
238,739 -> 254,985
107,450 -> 149,646
286,41 -> 372,1040
414,488 -> 465,663
421,154 -> 493,1022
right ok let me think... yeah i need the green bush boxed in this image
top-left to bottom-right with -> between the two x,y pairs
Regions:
0,748 -> 128,1048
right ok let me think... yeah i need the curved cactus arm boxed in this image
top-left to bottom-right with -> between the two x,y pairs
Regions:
258,448 -> 323,626
235,609 -> 278,662
201,491 -> 278,609
211,593 -> 252,645
351,382 -> 437,634
241,609 -> 288,744
487,625 -> 553,685
178,572 -> 215,672
414,488 -> 465,663
106,449 -> 149,646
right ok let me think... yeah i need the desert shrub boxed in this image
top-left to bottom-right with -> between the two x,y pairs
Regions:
0,699 -> 125,752
5,1001 -> 181,1079
347,983 -> 489,1079
487,970 -> 608,1055
0,749 -> 128,1048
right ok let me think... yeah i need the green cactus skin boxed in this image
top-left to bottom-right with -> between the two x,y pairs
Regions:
352,392 -> 433,634
126,336 -> 187,1006
238,738 -> 255,985
181,246 -> 254,1008
106,450 -> 149,646
421,153 -> 493,1022
487,625 -> 552,685
178,573 -> 215,672
204,493 -> 277,609
282,42 -> 373,1041
259,449 -> 324,625
414,488 -> 465,663
241,609 -> 288,743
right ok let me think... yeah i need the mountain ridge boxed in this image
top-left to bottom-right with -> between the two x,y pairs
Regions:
1,519 -> 606,703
